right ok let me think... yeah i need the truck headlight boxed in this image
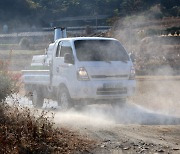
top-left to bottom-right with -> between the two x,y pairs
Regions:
77,67 -> 90,81
129,66 -> 136,80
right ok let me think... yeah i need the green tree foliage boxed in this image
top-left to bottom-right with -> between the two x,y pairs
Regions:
161,0 -> 180,16
0,0 -> 179,26
121,0 -> 144,15
0,0 -> 35,19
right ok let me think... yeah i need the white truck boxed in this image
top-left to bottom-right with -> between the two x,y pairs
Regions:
22,29 -> 136,110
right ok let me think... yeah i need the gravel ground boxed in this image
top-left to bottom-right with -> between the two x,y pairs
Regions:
53,103 -> 180,154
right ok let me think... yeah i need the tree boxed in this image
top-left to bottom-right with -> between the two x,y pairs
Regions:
121,0 -> 144,15
0,0 -> 179,27
160,0 -> 180,16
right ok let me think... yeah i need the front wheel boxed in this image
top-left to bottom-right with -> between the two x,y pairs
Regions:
57,87 -> 73,111
32,89 -> 44,108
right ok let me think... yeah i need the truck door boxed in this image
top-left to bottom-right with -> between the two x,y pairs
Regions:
52,40 -> 75,86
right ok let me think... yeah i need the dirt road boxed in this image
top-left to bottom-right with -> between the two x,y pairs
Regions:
52,103 -> 180,154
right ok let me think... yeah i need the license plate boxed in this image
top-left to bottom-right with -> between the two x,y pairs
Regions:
103,83 -> 122,89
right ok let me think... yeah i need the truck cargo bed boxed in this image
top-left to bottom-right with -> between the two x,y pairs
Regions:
22,70 -> 50,85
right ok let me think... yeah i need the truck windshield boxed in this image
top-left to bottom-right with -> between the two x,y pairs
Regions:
74,40 -> 129,62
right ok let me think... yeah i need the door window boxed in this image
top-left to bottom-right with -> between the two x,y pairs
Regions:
60,41 -> 73,57
56,41 -> 73,58
56,42 -> 62,57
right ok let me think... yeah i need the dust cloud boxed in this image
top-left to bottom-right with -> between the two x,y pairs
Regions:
132,78 -> 180,117
54,105 -> 115,127
6,94 -> 180,127
53,102 -> 180,127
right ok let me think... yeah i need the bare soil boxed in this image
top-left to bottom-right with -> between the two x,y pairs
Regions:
54,107 -> 180,154
79,125 -> 180,154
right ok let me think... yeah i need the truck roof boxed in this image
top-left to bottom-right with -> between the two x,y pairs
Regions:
56,37 -> 117,42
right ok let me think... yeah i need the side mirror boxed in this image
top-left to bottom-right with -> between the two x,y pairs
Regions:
129,53 -> 136,63
64,53 -> 74,64
45,48 -> 47,55
49,60 -> 52,65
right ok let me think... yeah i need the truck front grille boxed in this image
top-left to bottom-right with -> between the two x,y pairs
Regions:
96,87 -> 127,95
91,75 -> 128,79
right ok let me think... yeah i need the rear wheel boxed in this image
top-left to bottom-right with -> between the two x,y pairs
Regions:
32,89 -> 44,108
57,87 -> 73,111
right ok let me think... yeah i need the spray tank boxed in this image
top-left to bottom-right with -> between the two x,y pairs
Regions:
54,27 -> 67,41
31,27 -> 67,67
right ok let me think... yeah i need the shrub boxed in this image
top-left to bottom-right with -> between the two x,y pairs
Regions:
0,60 -> 19,101
19,37 -> 31,49
0,100 -> 94,153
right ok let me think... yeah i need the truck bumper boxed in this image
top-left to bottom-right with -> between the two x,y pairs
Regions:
67,79 -> 136,101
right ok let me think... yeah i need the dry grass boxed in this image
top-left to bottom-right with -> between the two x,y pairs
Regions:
0,49 -> 44,55
0,49 -> 44,71
0,60 -> 20,101
0,100 -> 95,153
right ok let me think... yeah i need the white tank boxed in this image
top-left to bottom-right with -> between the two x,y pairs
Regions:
54,27 -> 67,41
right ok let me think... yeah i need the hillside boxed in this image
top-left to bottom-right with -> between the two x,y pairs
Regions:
0,0 -> 179,31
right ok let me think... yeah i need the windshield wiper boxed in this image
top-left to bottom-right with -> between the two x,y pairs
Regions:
104,60 -> 111,64
120,59 -> 128,63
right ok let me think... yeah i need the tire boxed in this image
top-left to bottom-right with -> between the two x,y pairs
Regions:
111,98 -> 126,109
57,87 -> 72,111
32,89 -> 44,108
